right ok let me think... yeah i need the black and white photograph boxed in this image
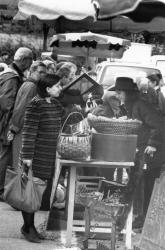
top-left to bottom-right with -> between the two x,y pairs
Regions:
0,1 -> 165,250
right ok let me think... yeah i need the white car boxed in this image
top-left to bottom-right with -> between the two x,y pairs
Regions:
96,61 -> 162,90
150,55 -> 165,83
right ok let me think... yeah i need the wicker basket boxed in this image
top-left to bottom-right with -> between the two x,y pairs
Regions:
57,112 -> 92,160
90,200 -> 126,221
87,114 -> 142,135
75,183 -> 103,206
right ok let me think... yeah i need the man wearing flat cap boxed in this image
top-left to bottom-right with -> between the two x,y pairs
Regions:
0,47 -> 33,201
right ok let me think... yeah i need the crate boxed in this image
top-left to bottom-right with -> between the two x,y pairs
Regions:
91,132 -> 137,162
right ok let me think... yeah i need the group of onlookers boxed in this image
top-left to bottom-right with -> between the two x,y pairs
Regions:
0,47 -> 69,241
0,46 -> 100,243
0,46 -> 165,242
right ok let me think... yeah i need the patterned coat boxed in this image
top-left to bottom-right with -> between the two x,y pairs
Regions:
21,95 -> 65,180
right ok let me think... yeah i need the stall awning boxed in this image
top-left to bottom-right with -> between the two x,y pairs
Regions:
50,32 -> 131,59
16,0 -> 96,20
96,0 -> 165,22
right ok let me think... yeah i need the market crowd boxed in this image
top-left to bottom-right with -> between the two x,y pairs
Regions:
0,46 -> 164,243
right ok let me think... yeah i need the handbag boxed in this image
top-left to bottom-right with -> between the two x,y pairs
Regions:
57,112 -> 92,160
4,167 -> 47,213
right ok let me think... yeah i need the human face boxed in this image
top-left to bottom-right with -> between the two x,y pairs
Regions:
116,90 -> 126,104
47,63 -> 56,74
23,57 -> 33,71
47,81 -> 62,98
32,66 -> 46,82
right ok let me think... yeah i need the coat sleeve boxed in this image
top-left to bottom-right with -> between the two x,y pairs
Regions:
0,77 -> 19,112
133,101 -> 164,147
10,82 -> 36,133
21,101 -> 40,160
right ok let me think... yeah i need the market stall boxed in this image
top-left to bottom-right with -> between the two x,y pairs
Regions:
52,159 -> 134,249
45,110 -> 142,250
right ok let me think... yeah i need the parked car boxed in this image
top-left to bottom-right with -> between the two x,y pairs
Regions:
96,61 -> 163,90
150,55 -> 165,83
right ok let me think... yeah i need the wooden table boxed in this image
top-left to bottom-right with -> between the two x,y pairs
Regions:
50,159 -> 134,249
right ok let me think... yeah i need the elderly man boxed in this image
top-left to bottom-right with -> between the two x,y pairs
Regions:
0,47 -> 33,200
9,60 -> 46,170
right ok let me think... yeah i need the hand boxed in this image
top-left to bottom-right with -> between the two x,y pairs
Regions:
85,99 -> 97,113
144,146 -> 157,157
7,131 -> 15,142
22,159 -> 32,177
22,159 -> 32,167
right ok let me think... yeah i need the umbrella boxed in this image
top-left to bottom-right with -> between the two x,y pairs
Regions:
14,0 -> 96,51
94,0 -> 143,19
16,0 -> 96,20
109,16 -> 165,33
96,0 -> 165,22
94,0 -> 165,35
0,0 -> 18,19
49,32 -> 131,59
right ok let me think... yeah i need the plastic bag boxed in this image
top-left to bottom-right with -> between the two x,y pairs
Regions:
4,168 -> 47,213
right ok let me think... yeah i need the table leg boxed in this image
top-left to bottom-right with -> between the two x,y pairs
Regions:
111,220 -> 116,250
125,202 -> 133,250
50,158 -> 62,205
45,157 -> 62,230
84,206 -> 90,249
66,165 -> 76,248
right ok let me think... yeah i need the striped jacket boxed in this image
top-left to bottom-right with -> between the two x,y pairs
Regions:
21,95 -> 65,179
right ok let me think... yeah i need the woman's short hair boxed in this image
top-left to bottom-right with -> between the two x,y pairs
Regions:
29,60 -> 46,74
37,73 -> 60,98
56,62 -> 77,78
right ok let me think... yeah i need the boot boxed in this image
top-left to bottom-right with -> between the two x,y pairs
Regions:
31,225 -> 45,240
21,211 -> 42,242
21,226 -> 41,243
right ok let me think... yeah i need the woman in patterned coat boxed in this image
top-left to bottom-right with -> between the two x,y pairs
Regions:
20,73 -> 65,243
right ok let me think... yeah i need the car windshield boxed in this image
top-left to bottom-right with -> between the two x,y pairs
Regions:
99,65 -> 161,89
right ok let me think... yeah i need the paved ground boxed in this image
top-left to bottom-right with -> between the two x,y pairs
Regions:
0,201 -> 81,250
0,201 -> 141,250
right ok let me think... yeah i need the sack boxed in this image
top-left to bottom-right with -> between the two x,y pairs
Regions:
57,112 -> 92,160
4,168 -> 47,213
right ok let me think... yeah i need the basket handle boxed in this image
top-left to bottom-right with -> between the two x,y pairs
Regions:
60,111 -> 85,134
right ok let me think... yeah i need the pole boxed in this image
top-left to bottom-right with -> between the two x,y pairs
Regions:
43,23 -> 49,51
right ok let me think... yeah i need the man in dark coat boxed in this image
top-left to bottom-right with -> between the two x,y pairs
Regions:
0,47 -> 33,200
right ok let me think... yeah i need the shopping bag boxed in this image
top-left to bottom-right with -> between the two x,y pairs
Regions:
4,168 -> 47,213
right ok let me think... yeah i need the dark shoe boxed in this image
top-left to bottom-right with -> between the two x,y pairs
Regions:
0,194 -> 4,202
31,226 -> 45,240
132,216 -> 144,229
21,227 -> 41,243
